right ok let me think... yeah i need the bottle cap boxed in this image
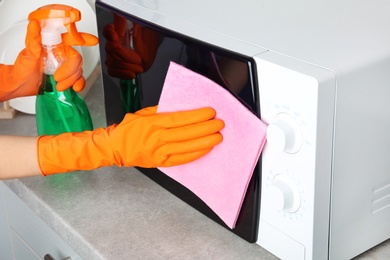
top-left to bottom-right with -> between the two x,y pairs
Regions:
39,17 -> 65,46
41,30 -> 62,45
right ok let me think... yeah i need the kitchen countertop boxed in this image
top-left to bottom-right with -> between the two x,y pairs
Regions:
1,76 -> 390,259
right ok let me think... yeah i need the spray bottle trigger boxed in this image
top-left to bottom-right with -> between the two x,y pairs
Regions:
28,4 -> 99,47
62,23 -> 98,46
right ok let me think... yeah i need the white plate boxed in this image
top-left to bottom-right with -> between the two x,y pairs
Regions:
0,0 -> 98,114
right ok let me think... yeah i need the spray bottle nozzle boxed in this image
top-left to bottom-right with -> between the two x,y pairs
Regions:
28,4 -> 98,46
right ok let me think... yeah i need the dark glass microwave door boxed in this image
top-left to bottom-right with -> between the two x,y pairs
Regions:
96,2 -> 261,243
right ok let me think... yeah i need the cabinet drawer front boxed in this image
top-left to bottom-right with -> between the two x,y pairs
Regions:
11,231 -> 40,260
2,184 -> 82,260
0,184 -> 13,260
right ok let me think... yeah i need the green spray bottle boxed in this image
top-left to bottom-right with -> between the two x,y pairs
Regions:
28,4 -> 98,135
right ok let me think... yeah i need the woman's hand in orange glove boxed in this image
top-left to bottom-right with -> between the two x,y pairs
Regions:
0,20 -> 42,101
53,44 -> 85,92
108,106 -> 224,167
37,106 -> 224,175
0,20 -> 86,102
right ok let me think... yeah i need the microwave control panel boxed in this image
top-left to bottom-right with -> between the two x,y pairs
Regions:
255,51 -> 335,260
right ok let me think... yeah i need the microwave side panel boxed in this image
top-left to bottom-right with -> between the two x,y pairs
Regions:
329,51 -> 390,259
255,51 -> 336,260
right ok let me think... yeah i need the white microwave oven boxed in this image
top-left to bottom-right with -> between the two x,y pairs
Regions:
95,0 -> 390,259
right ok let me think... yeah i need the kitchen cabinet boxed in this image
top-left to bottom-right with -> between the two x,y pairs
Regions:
0,182 -> 13,260
0,182 -> 82,260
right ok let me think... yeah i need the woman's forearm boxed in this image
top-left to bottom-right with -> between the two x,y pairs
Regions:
0,135 -> 42,180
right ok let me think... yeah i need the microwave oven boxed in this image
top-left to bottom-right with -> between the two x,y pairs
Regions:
95,0 -> 390,259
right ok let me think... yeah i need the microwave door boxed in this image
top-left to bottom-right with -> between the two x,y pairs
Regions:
96,4 -> 261,243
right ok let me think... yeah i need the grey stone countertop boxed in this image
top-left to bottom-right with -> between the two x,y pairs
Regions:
1,77 -> 390,259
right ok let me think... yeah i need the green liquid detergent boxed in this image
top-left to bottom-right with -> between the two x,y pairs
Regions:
36,74 -> 93,135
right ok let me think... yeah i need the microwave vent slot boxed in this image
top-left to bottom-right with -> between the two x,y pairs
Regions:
371,179 -> 390,215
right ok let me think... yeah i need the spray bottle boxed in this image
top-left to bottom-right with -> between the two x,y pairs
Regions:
115,16 -> 142,113
28,4 -> 98,135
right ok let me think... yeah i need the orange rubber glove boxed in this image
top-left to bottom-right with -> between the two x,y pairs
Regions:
37,106 -> 224,175
102,14 -> 161,80
53,44 -> 84,92
0,20 -> 86,102
0,20 -> 42,101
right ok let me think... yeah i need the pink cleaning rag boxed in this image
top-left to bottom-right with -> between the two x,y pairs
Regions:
157,62 -> 267,228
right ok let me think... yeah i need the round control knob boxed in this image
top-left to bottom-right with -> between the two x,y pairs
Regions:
266,174 -> 301,213
267,113 -> 302,153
